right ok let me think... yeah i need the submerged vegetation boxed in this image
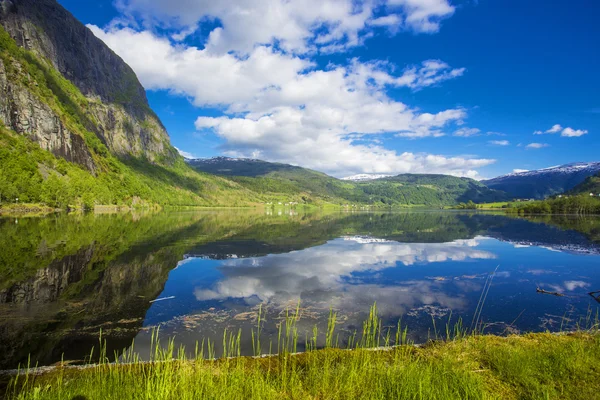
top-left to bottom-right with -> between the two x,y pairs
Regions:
5,304 -> 600,400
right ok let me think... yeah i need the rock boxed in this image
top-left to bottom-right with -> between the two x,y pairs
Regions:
0,0 -> 177,165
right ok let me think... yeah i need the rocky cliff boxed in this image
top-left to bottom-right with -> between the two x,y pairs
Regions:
0,0 -> 176,168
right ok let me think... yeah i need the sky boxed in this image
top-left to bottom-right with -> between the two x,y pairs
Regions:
57,0 -> 599,179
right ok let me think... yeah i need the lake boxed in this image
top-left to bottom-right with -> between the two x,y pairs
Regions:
1,210 -> 599,369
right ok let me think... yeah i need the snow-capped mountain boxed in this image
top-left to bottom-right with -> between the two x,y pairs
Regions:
483,162 -> 600,199
341,174 -> 393,182
186,156 -> 256,164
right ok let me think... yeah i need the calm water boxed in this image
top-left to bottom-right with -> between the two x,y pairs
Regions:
1,210 -> 599,369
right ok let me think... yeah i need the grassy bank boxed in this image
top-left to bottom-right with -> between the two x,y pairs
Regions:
5,304 -> 600,400
5,333 -> 599,400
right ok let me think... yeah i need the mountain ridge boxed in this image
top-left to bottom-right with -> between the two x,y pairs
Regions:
483,162 -> 600,199
189,156 -> 510,206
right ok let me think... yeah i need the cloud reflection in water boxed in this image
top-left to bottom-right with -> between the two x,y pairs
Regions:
193,237 -> 496,316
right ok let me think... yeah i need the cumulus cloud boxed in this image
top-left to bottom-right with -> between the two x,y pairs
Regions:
87,1 -> 494,177
546,124 -> 563,133
561,127 -> 588,137
489,140 -> 510,146
90,25 -> 492,177
534,124 -> 589,137
525,143 -> 549,149
113,0 -> 455,54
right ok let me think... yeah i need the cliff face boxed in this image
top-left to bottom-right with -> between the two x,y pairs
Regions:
0,55 -> 97,170
0,0 -> 176,167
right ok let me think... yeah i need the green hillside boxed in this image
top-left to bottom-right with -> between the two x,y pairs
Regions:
0,27 -> 260,209
568,173 -> 600,196
357,174 -> 509,206
189,158 -> 509,207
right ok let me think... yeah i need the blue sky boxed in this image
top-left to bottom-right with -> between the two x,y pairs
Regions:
58,0 -> 599,179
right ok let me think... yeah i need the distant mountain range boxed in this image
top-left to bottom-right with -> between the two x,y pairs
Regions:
483,162 -> 600,199
342,174 -> 393,182
188,157 -> 509,206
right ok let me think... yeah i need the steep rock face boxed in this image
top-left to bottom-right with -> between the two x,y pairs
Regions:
0,57 -> 96,171
0,0 -> 176,163
0,249 -> 173,369
0,245 -> 94,304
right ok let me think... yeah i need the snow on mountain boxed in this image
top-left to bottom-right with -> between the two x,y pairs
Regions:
488,162 -> 600,182
341,174 -> 393,182
483,162 -> 600,199
186,156 -> 254,164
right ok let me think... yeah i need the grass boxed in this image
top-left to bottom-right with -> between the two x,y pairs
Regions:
5,304 -> 600,400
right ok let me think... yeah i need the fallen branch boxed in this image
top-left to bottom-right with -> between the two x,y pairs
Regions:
536,288 -> 564,297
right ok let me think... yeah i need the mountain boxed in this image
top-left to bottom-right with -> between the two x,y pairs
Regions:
188,157 -> 314,177
188,157 -> 363,205
0,0 -> 173,163
356,174 -> 509,206
342,174 -> 393,182
568,172 -> 600,196
189,157 -> 509,206
483,162 -> 600,199
0,0 -> 259,209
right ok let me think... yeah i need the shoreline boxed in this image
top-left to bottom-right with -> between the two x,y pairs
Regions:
4,331 -> 599,399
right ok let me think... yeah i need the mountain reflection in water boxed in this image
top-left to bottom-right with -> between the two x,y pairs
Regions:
0,210 -> 599,369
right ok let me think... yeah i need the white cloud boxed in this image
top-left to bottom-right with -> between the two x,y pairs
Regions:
535,124 -> 588,137
454,127 -> 481,137
561,127 -> 588,137
196,112 -> 492,177
513,169 -> 529,173
174,147 -> 195,159
563,281 -> 590,291
370,14 -> 402,27
113,0 -> 455,55
489,140 -> 510,146
546,124 -> 563,133
386,0 -> 455,34
90,25 -> 491,177
193,237 -> 495,311
526,143 -> 549,149
394,60 -> 465,91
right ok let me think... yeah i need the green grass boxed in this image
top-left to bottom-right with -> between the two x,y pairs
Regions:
5,304 -> 600,400
507,195 -> 600,215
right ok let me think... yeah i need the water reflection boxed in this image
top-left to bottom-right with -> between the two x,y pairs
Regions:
192,237 -> 496,307
0,210 -> 599,369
